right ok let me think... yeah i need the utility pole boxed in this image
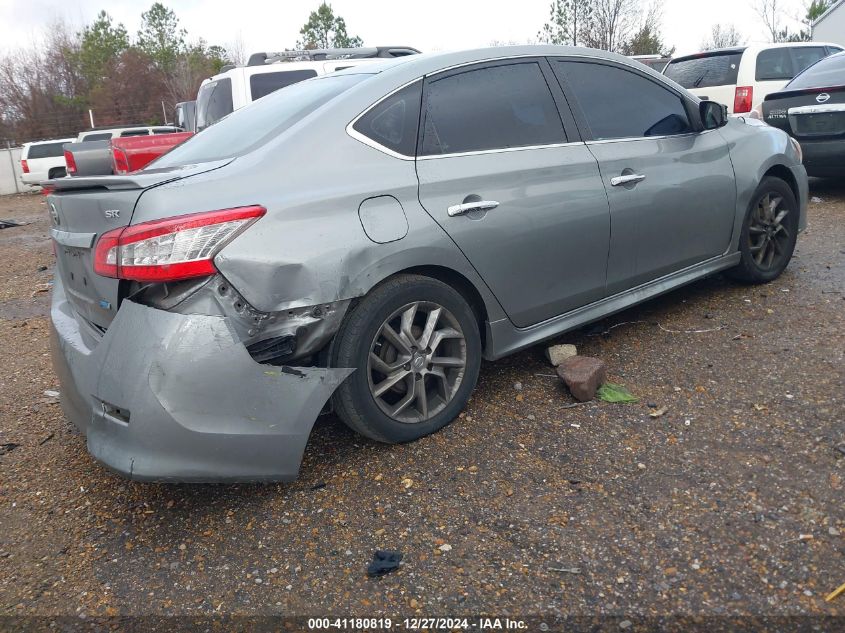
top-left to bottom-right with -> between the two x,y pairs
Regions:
88,109 -> 95,128
161,101 -> 168,125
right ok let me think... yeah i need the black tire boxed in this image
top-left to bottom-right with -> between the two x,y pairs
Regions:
727,176 -> 799,284
331,274 -> 482,444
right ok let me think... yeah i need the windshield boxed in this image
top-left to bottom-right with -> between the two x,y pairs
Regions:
664,52 -> 743,89
153,74 -> 368,168
195,78 -> 234,131
785,52 -> 845,90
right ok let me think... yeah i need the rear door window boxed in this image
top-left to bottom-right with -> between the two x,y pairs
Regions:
663,52 -> 743,88
756,48 -> 794,81
196,77 -> 234,131
420,61 -> 566,156
249,70 -> 318,100
26,142 -> 66,159
353,80 -> 421,157
554,60 -> 692,141
790,47 -> 828,76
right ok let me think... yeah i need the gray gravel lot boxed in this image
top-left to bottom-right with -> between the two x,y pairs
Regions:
0,181 -> 843,623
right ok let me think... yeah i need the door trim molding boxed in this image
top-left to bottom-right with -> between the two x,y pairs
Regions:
484,251 -> 741,360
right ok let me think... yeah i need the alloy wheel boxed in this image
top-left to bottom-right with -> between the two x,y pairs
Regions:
748,191 -> 792,271
367,301 -> 467,424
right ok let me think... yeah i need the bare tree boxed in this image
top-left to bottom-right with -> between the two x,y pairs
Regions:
227,34 -> 246,66
701,24 -> 745,49
581,0 -> 641,52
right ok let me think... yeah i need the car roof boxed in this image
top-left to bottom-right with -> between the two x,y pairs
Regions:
23,137 -> 75,146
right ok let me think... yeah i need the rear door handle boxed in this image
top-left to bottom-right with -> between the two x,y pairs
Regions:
610,174 -> 646,187
447,200 -> 499,217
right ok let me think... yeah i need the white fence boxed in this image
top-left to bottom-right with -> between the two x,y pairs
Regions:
0,146 -> 24,196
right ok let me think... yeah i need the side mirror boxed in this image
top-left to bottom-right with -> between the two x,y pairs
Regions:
700,100 -> 728,130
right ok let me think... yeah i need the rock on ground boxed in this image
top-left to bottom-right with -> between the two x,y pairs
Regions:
546,344 -> 577,367
557,355 -> 607,402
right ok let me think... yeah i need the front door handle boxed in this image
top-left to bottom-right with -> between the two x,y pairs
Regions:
447,200 -> 499,217
610,174 -> 646,187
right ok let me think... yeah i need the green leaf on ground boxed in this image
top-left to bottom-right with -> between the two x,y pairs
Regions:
597,383 -> 639,403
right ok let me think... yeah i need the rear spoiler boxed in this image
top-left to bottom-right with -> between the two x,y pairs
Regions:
46,158 -> 234,192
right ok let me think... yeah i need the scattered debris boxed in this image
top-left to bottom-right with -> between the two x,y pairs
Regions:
1,443 -> 21,455
513,381 -> 523,391
31,282 -> 52,297
829,527 -> 840,537
43,390 -> 59,398
619,621 -> 633,630
658,322 -> 726,334
437,544 -> 452,552
557,356 -> 607,402
0,219 -> 23,229
649,406 -> 668,418
366,550 -> 403,577
781,534 -> 814,545
597,383 -> 639,404
546,344 -> 577,367
401,477 -> 413,489
38,433 -> 54,446
588,320 -> 647,337
549,566 -> 581,574
36,265 -> 48,272
811,196 -> 823,203
310,482 -> 326,490
825,581 -> 845,603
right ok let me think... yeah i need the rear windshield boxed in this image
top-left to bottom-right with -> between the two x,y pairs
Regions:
80,132 -> 112,142
196,77 -> 234,131
153,74 -> 367,168
664,52 -> 743,89
785,52 -> 845,90
250,69 -> 318,100
26,142 -> 66,159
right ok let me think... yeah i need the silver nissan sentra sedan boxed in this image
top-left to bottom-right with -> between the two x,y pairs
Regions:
47,46 -> 807,482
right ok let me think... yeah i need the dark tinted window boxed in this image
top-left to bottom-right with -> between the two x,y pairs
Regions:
756,48 -> 794,81
786,52 -> 845,90
249,70 -> 318,100
26,142 -> 66,159
556,61 -> 692,140
664,52 -> 743,88
791,47 -> 828,75
154,74 -> 367,167
120,129 -> 150,137
353,81 -> 421,156
196,77 -> 234,131
421,62 -> 565,155
81,132 -> 112,141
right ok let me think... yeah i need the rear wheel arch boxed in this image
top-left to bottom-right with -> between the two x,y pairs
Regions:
762,164 -> 798,204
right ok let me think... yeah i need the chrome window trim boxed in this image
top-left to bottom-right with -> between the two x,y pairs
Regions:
788,103 -> 845,115
417,141 -> 583,160
585,131 -> 705,145
345,77 -> 422,161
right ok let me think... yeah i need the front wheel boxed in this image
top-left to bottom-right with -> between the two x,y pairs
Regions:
331,275 -> 482,444
727,176 -> 799,284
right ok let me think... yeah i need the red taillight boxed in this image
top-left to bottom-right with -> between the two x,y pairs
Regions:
734,86 -> 753,114
20,159 -> 29,173
112,144 -> 130,175
93,206 -> 265,282
64,150 -> 77,175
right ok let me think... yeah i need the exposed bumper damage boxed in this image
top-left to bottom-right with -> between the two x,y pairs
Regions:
50,275 -> 353,482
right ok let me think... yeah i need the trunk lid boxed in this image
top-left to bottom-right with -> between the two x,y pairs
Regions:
48,161 -> 230,331
763,86 -> 845,139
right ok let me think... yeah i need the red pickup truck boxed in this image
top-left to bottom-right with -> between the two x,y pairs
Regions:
110,132 -> 194,174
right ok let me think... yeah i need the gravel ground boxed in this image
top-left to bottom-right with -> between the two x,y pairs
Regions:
0,182 -> 843,624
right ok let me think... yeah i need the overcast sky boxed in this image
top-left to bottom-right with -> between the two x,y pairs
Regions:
0,0 -> 812,58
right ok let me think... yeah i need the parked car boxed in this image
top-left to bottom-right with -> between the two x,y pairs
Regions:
663,42 -> 844,114
758,52 -> 845,178
64,126 -> 188,176
19,137 -> 74,185
111,132 -> 195,174
629,54 -> 671,73
75,125 -> 183,142
48,46 -> 807,482
195,45 -> 420,130
174,101 -> 196,132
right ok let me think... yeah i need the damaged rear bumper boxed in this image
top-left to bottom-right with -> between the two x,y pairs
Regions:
49,276 -> 353,482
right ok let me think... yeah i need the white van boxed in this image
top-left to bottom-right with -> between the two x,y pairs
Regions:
20,138 -> 75,185
663,42 -> 844,114
195,46 -> 419,131
75,125 -> 182,143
